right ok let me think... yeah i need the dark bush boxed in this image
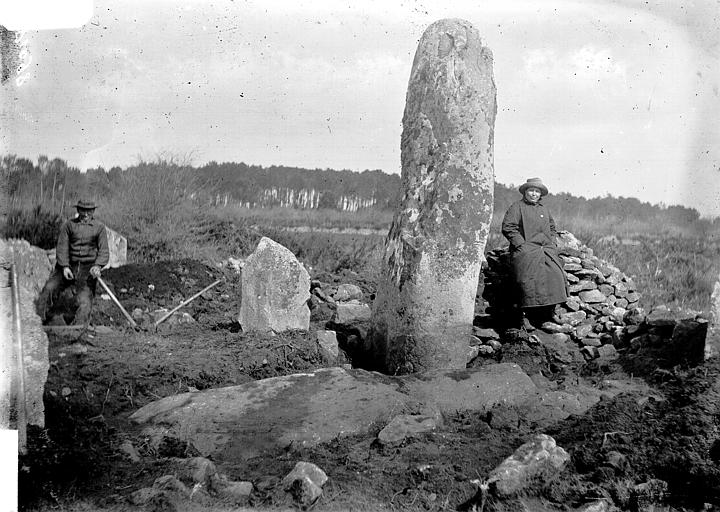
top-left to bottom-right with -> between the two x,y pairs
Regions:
3,205 -> 64,249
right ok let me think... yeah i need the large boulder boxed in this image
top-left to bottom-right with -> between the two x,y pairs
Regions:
238,237 -> 310,332
130,364 -> 535,461
370,18 -> 496,374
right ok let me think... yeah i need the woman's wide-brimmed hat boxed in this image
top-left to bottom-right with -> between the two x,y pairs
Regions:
74,199 -> 97,209
519,178 -> 548,197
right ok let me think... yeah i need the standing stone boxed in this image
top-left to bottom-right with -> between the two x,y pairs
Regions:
0,239 -> 51,431
705,277 -> 720,360
104,227 -> 128,268
238,237 -> 310,332
369,19 -> 496,374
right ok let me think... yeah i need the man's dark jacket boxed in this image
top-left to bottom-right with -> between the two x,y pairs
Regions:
56,217 -> 110,268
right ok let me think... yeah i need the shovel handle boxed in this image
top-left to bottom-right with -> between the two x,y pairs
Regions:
154,279 -> 223,327
97,276 -> 137,328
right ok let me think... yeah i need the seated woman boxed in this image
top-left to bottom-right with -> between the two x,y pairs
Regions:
501,178 -> 568,330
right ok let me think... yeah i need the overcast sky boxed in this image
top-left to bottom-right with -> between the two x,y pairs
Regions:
1,0 -> 719,216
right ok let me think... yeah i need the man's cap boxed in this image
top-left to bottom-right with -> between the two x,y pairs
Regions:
74,199 -> 97,209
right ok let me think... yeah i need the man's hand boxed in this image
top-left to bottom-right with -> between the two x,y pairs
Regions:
63,267 -> 74,280
90,266 -> 102,279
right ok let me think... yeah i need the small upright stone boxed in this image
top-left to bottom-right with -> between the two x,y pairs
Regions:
238,237 -> 310,332
104,227 -> 128,268
705,277 -> 720,360
369,19 -> 496,374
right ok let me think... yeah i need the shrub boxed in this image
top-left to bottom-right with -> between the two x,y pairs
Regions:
3,205 -> 64,249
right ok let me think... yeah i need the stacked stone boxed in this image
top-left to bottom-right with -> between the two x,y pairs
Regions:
479,232 -> 642,360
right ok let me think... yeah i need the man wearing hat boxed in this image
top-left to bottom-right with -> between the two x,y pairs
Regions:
37,199 -> 109,325
501,178 -> 568,330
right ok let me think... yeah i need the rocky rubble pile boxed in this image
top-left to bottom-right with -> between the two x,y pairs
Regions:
479,232 -> 644,361
125,454 -> 328,509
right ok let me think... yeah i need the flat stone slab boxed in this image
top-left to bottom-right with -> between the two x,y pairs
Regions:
401,364 -> 536,413
131,364 -> 535,460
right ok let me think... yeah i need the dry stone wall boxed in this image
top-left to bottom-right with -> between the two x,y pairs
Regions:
477,231 -> 707,366
370,18 -> 497,374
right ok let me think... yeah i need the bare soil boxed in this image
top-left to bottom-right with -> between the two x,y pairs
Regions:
19,259 -> 720,511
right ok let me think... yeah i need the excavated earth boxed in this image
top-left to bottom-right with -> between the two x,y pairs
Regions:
19,258 -> 720,512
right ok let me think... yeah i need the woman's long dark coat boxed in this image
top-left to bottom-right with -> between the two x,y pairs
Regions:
501,198 -> 568,308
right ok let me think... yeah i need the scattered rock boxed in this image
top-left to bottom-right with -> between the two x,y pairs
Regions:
377,414 -> 441,446
632,479 -> 668,511
486,339 -> 502,351
332,283 -> 363,302
315,330 -> 339,360
216,480 -> 253,505
487,434 -> 569,497
176,457 -> 217,487
332,303 -> 371,324
473,326 -> 500,339
282,461 -> 328,507
477,345 -> 494,356
119,440 -> 141,462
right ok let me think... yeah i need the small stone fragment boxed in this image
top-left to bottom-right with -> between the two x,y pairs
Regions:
473,327 -> 500,339
217,481 -> 253,505
478,345 -> 495,355
177,457 -> 217,487
486,339 -> 502,351
487,434 -> 569,497
316,330 -> 339,360
332,284 -> 363,302
119,440 -> 141,462
332,303 -> 372,324
282,461 -> 328,507
377,414 -> 441,446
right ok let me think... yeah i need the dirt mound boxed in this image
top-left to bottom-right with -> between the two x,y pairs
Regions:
91,259 -> 239,328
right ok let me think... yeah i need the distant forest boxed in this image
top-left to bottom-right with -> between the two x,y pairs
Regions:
0,154 -> 711,230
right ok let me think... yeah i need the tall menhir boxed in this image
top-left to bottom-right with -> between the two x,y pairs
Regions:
370,19 -> 496,374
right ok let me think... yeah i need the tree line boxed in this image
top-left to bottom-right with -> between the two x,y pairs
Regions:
0,154 -> 711,232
